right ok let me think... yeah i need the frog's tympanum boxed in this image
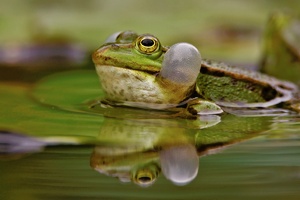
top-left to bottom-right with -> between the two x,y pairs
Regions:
93,31 -> 299,116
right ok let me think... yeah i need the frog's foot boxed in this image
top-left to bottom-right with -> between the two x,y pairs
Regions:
89,99 -> 114,109
89,98 -> 186,120
186,98 -> 223,115
222,107 -> 294,117
99,99 -> 181,110
291,102 -> 300,113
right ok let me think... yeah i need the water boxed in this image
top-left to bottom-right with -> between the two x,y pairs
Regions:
1,70 -> 300,199
1,138 -> 300,199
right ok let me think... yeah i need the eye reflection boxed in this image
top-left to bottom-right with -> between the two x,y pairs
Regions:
132,162 -> 160,187
138,176 -> 151,183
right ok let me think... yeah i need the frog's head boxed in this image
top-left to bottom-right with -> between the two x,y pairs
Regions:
267,12 -> 294,31
92,31 -> 202,107
93,31 -> 165,74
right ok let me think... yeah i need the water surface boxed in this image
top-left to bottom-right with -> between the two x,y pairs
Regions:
1,70 -> 300,200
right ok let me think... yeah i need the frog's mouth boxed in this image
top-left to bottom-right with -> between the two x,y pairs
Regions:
95,64 -> 158,76
92,45 -> 162,74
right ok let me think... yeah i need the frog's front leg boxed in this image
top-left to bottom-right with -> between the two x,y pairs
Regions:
158,43 -> 223,116
186,98 -> 223,115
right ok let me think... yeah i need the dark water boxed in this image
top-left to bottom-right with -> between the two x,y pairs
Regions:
1,137 -> 300,200
1,70 -> 300,200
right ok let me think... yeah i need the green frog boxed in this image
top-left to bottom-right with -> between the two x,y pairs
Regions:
261,12 -> 300,83
92,31 -> 299,116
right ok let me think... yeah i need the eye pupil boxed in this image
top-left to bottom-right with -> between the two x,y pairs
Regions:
141,38 -> 154,47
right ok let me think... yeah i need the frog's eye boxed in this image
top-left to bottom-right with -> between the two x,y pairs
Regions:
132,165 -> 159,187
104,31 -> 138,44
136,35 -> 161,54
116,31 -> 138,43
134,170 -> 156,186
104,32 -> 122,43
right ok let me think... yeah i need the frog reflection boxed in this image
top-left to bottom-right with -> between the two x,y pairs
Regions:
91,143 -> 199,186
90,115 -> 272,186
90,116 -> 213,186
159,143 -> 199,185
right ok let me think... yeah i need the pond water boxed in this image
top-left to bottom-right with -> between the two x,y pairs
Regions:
1,70 -> 300,200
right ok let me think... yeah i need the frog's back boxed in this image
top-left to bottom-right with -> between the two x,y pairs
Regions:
197,59 -> 298,108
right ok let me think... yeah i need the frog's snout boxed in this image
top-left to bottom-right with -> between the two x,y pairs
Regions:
92,45 -> 111,64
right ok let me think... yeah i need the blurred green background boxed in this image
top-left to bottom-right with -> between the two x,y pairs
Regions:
1,2 -> 300,198
1,0 -> 300,64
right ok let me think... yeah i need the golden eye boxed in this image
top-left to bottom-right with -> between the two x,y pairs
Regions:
136,35 -> 160,54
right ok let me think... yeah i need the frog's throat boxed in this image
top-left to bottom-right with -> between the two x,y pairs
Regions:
95,65 -> 194,107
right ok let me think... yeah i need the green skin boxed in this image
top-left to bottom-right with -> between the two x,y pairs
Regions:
261,12 -> 300,83
92,31 -> 299,115
92,32 -> 194,107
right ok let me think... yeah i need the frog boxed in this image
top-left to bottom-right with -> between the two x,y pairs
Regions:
261,12 -> 300,83
92,31 -> 300,116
